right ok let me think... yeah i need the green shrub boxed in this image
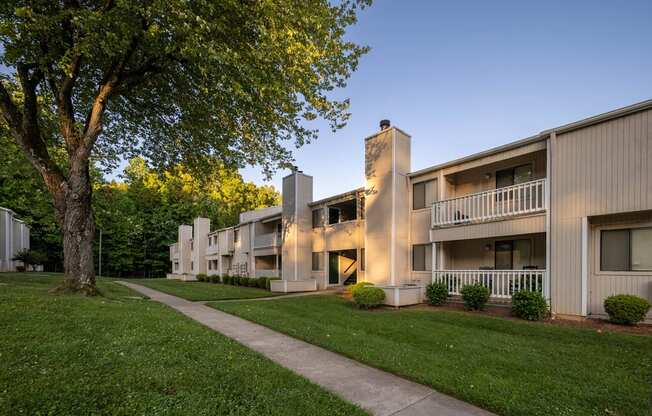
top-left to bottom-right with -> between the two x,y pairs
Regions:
222,275 -> 230,285
248,278 -> 258,287
353,286 -> 385,309
257,277 -> 268,289
460,284 -> 490,310
209,274 -> 221,284
425,282 -> 449,306
195,273 -> 207,282
347,281 -> 374,296
240,277 -> 250,287
604,295 -> 651,325
512,290 -> 548,321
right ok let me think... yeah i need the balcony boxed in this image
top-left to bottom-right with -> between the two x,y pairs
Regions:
255,269 -> 280,278
432,269 -> 548,300
169,243 -> 179,259
254,232 -> 281,249
432,178 -> 546,227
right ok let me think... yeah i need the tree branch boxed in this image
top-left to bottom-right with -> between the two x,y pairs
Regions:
0,81 -> 23,132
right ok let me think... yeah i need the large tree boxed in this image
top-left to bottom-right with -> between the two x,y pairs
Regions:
0,0 -> 369,294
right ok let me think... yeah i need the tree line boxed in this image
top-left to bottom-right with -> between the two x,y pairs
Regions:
0,133 -> 279,277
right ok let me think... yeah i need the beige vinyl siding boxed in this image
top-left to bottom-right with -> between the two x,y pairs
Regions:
588,212 -> 652,320
430,213 -> 545,242
551,108 -> 652,316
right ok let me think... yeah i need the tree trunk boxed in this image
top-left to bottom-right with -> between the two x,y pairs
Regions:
53,157 -> 98,295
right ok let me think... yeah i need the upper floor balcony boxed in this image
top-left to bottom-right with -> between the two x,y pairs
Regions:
254,232 -> 281,249
432,178 -> 547,228
169,243 -> 179,259
206,233 -> 219,255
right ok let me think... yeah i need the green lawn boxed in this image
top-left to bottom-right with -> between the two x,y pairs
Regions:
212,295 -> 652,416
122,278 -> 283,301
0,273 -> 366,415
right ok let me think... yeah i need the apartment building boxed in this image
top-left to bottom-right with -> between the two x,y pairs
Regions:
0,207 -> 31,272
169,99 -> 652,319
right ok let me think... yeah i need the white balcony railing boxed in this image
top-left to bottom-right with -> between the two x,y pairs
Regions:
255,269 -> 280,278
432,178 -> 547,227
432,270 -> 548,299
170,243 -> 179,259
254,232 -> 281,248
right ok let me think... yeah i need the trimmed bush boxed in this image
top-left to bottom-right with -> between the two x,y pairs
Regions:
240,277 -> 250,287
209,274 -> 221,284
347,281 -> 374,296
425,282 -> 449,306
604,295 -> 651,325
512,290 -> 548,321
460,284 -> 490,310
195,273 -> 207,282
257,277 -> 269,289
248,278 -> 258,288
353,286 -> 385,309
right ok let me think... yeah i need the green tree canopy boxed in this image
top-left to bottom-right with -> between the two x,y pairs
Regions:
0,0 -> 369,293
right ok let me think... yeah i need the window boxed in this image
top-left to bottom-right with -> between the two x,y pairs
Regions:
496,164 -> 533,189
360,248 -> 365,271
412,244 -> 432,271
208,261 -> 212,270
191,261 -> 194,271
412,179 -> 437,210
601,228 -> 652,271
494,239 -> 533,270
312,252 -> 324,271
234,229 -> 240,243
312,209 -> 322,228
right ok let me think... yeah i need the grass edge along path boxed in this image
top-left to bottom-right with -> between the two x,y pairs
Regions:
0,273 -> 367,415
211,294 -> 652,416
119,277 -> 284,301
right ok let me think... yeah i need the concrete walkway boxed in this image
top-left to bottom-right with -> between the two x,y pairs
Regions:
118,281 -> 494,416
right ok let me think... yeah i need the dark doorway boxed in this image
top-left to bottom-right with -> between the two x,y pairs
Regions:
329,252 -> 339,284
328,249 -> 357,285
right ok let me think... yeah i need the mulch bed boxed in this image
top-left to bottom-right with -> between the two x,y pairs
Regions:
407,302 -> 652,336
338,291 -> 652,336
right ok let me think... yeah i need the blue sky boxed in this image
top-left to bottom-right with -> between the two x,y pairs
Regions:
240,0 -> 652,199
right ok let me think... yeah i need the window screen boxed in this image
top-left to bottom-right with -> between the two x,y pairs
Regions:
413,179 -> 436,210
632,228 -> 652,271
360,248 -> 365,271
312,252 -> 323,271
312,209 -> 322,228
412,244 -> 432,271
601,230 -> 630,271
413,182 -> 426,210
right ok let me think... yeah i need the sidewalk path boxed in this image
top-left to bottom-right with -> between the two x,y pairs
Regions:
118,281 -> 495,416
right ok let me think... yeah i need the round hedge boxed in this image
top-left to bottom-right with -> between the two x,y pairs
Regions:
460,284 -> 490,310
195,273 -> 207,282
426,282 -> 449,306
347,281 -> 374,296
353,286 -> 385,309
604,295 -> 651,325
511,290 -> 548,321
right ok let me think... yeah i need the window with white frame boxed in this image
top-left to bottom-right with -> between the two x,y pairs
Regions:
412,244 -> 432,271
412,179 -> 437,210
601,227 -> 652,271
312,252 -> 324,271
